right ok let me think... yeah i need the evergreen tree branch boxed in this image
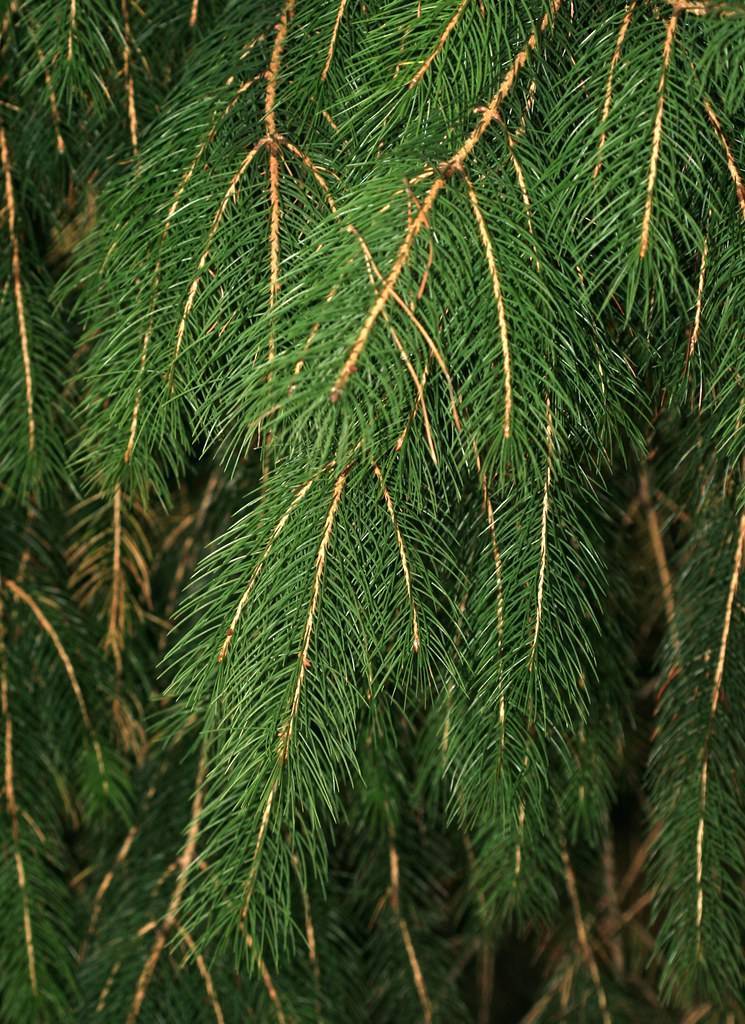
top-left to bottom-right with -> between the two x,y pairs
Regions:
3,578 -> 107,787
407,0 -> 470,90
640,11 -> 678,259
695,511 -> 745,952
593,1 -> 636,179
0,601 -> 37,996
126,748 -> 207,1024
321,0 -> 349,81
329,0 -> 563,401
0,123 -> 35,456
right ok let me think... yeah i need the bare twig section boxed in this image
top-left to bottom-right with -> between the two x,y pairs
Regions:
105,484 -> 125,673
121,0 -> 139,155
330,0 -> 562,400
685,235 -> 708,374
179,927 -> 225,1024
0,124 -> 35,454
408,0 -> 469,89
321,0 -> 349,81
703,99 -> 745,220
639,13 -> 678,259
172,137 -> 265,368
389,843 -> 432,1024
639,467 -> 680,659
593,3 -> 636,178
373,463 -> 420,651
0,603 -> 37,994
695,512 -> 745,946
4,578 -> 107,786
189,0 -> 199,28
245,932 -> 288,1023
67,0 -> 76,60
218,475 -> 318,662
529,398 -> 553,669
464,173 -> 512,438
561,845 -> 612,1024
127,750 -> 207,1024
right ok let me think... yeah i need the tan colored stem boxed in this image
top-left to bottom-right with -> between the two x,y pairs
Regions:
0,124 -> 35,454
330,0 -> 562,399
408,0 -> 469,89
640,13 -> 678,259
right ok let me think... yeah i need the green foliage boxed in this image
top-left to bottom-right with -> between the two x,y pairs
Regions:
1,0 -> 745,1020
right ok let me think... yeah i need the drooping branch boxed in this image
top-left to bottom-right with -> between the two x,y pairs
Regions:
640,12 -> 678,259
703,99 -> 745,220
389,841 -> 432,1023
529,397 -> 553,669
330,0 -> 562,400
407,0 -> 469,89
241,467 -> 349,916
594,2 -> 636,179
4,578 -> 107,786
694,512 -> 745,950
321,0 -> 349,81
463,173 -> 512,439
126,749 -> 207,1024
218,473 -> 319,662
372,463 -> 420,652
0,598 -> 37,995
0,123 -> 35,455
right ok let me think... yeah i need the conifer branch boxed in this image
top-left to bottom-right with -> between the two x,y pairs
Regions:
500,120 -> 539,268
685,235 -> 708,375
330,0 -> 562,400
172,137 -> 266,371
178,926 -> 225,1024
245,931 -> 288,1023
703,99 -> 745,220
121,0 -> 139,155
695,512 -> 745,948
640,12 -> 678,260
389,841 -> 432,1024
0,600 -> 37,995
189,0 -> 199,29
126,748 -> 207,1024
4,578 -> 107,787
372,463 -> 420,652
561,844 -> 612,1024
529,397 -> 553,669
67,0 -> 76,60
321,0 -> 349,81
217,473 -> 318,662
105,484 -> 125,672
639,466 -> 681,660
0,123 -> 35,455
242,467 -> 349,916
594,2 -> 636,179
85,824 -> 139,947
407,0 -> 469,89
464,172 -> 512,438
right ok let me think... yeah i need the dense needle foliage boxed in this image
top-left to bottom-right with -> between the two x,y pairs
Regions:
1,0 -> 745,1020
